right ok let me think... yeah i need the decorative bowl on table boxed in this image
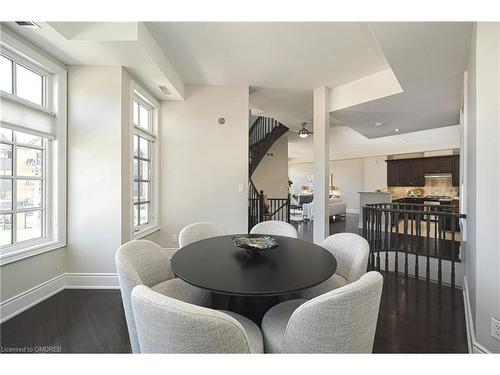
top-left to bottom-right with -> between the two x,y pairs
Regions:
232,235 -> 279,254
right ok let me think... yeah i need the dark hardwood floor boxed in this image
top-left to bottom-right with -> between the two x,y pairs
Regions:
0,215 -> 467,353
291,213 -> 361,242
0,272 -> 467,353
1,289 -> 131,353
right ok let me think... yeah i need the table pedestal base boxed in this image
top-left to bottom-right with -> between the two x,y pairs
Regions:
211,293 -> 281,325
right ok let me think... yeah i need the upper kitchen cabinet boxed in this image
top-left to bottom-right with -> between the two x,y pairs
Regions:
410,158 -> 425,186
387,160 -> 400,186
452,155 -> 460,186
424,156 -> 453,174
386,158 -> 425,187
387,155 -> 458,187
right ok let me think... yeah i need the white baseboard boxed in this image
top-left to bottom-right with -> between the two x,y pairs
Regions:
0,272 -> 119,323
65,272 -> 119,289
463,275 -> 491,354
0,274 -> 65,323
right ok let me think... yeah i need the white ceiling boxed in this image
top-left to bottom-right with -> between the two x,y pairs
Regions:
288,125 -> 461,162
1,22 -> 185,100
249,87 -> 313,130
145,22 -> 389,89
332,74 -> 463,138
368,22 -> 472,90
2,21 -> 473,144
248,22 -> 472,141
329,22 -> 472,138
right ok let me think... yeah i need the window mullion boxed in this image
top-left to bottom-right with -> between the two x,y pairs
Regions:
12,138 -> 17,244
12,61 -> 17,97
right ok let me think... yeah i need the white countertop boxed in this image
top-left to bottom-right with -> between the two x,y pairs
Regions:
358,191 -> 392,194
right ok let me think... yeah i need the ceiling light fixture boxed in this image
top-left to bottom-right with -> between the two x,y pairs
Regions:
15,21 -> 40,29
373,122 -> 384,127
298,122 -> 310,138
394,128 -> 400,133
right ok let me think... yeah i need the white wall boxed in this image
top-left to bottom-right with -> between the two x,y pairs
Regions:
66,66 -> 124,273
252,135 -> 288,198
363,156 -> 388,191
0,248 -> 65,302
464,22 -> 500,354
159,85 -> 249,247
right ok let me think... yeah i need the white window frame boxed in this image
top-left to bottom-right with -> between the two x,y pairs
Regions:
0,45 -> 51,112
130,82 -> 160,239
1,131 -> 48,247
0,29 -> 67,265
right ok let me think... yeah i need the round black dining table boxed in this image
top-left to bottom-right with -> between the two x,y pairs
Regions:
171,234 -> 337,323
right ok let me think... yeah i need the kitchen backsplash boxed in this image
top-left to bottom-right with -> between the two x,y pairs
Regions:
388,177 -> 459,198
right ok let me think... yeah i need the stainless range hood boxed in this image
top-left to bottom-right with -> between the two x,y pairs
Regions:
424,173 -> 453,179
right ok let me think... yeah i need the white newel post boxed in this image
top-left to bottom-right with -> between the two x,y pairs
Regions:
313,86 -> 330,244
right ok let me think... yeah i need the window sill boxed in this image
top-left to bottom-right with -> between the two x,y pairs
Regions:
0,240 -> 66,266
132,224 -> 160,240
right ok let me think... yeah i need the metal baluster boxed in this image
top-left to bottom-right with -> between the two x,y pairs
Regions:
410,211 -> 414,274
376,210 -> 381,271
415,213 -> 420,280
451,214 -> 456,290
437,211 -> 442,285
426,208 -> 431,282
370,209 -> 375,270
404,212 -> 409,278
385,210 -> 389,272
395,210 -> 399,275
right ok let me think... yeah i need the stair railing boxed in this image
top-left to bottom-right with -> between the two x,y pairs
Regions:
249,116 -> 281,146
248,180 -> 291,232
362,202 -> 466,290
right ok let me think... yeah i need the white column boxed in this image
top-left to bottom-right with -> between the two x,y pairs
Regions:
313,86 -> 330,244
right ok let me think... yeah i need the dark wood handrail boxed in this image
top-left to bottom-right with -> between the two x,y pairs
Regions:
363,203 -> 466,290
365,206 -> 466,218
368,202 -> 461,209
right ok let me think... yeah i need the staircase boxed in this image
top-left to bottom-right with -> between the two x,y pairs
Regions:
248,115 -> 290,232
249,116 -> 289,176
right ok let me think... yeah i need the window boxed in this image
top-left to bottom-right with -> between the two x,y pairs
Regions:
132,94 -> 158,235
1,30 -> 66,264
0,129 -> 45,246
0,55 -> 13,94
0,52 -> 47,107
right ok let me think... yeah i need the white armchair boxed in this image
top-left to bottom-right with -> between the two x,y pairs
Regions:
261,272 -> 383,353
115,240 -> 210,353
178,222 -> 227,248
131,285 -> 264,353
299,232 -> 369,299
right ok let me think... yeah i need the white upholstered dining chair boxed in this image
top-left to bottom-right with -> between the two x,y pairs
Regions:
115,240 -> 210,353
261,271 -> 383,353
131,285 -> 263,353
250,220 -> 298,238
298,232 -> 369,299
178,222 -> 227,248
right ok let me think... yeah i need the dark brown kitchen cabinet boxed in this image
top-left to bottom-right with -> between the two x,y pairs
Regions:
424,156 -> 453,173
398,159 -> 411,185
387,155 -> 460,187
386,158 -> 425,187
452,155 -> 460,186
410,158 -> 425,186
387,160 -> 400,186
